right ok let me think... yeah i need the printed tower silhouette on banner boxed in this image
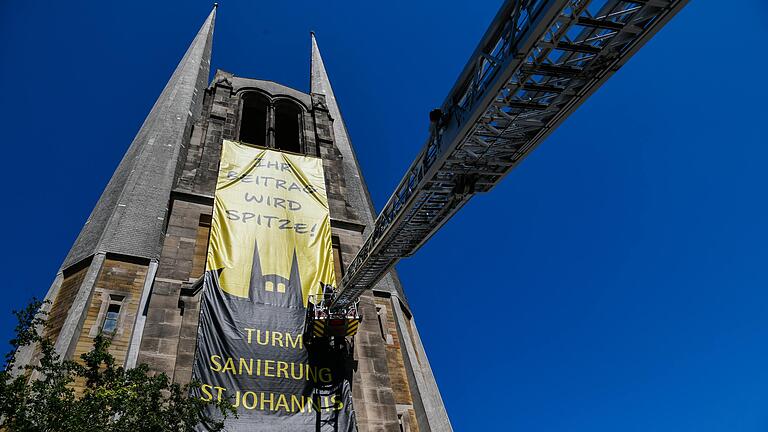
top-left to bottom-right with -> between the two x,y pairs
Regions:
247,242 -> 303,309
25,5 -> 452,431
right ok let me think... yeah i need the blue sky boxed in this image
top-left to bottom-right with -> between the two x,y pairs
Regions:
2,1 -> 768,430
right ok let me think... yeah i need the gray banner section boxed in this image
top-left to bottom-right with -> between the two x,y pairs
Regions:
193,271 -> 356,431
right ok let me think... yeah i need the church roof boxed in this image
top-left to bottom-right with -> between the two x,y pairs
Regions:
229,76 -> 312,108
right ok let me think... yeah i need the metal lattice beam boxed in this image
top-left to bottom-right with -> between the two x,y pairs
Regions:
333,0 -> 688,309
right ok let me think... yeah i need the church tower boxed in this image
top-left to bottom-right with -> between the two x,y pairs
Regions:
32,6 -> 451,431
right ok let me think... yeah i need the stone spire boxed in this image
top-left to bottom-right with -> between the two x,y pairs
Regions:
310,32 -> 377,228
62,6 -> 216,269
310,33 -> 408,299
310,33 -> 453,432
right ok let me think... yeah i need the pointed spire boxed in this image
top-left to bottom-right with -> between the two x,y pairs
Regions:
310,32 -> 331,99
310,33 -> 376,227
310,33 -> 412,304
62,7 -> 216,268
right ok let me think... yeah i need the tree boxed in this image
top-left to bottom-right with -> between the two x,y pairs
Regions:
0,299 -> 235,431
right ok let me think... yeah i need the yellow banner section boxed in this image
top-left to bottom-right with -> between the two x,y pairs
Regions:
206,140 -> 336,307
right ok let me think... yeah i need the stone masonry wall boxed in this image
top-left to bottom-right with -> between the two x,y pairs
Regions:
137,200 -> 211,379
44,261 -> 90,344
375,296 -> 419,432
71,258 -> 148,381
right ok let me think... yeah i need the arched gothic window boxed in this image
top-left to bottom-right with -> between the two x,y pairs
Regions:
238,93 -> 305,154
239,93 -> 269,146
274,100 -> 302,154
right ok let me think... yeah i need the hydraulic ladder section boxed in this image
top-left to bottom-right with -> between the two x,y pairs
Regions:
329,0 -> 687,314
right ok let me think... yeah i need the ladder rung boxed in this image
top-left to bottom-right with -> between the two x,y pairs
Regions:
577,17 -> 625,31
521,83 -> 565,93
521,63 -> 582,77
556,41 -> 602,54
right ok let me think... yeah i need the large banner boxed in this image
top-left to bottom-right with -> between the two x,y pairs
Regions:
193,140 -> 356,431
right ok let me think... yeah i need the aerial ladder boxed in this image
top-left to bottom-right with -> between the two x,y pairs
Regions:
308,0 -> 688,340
